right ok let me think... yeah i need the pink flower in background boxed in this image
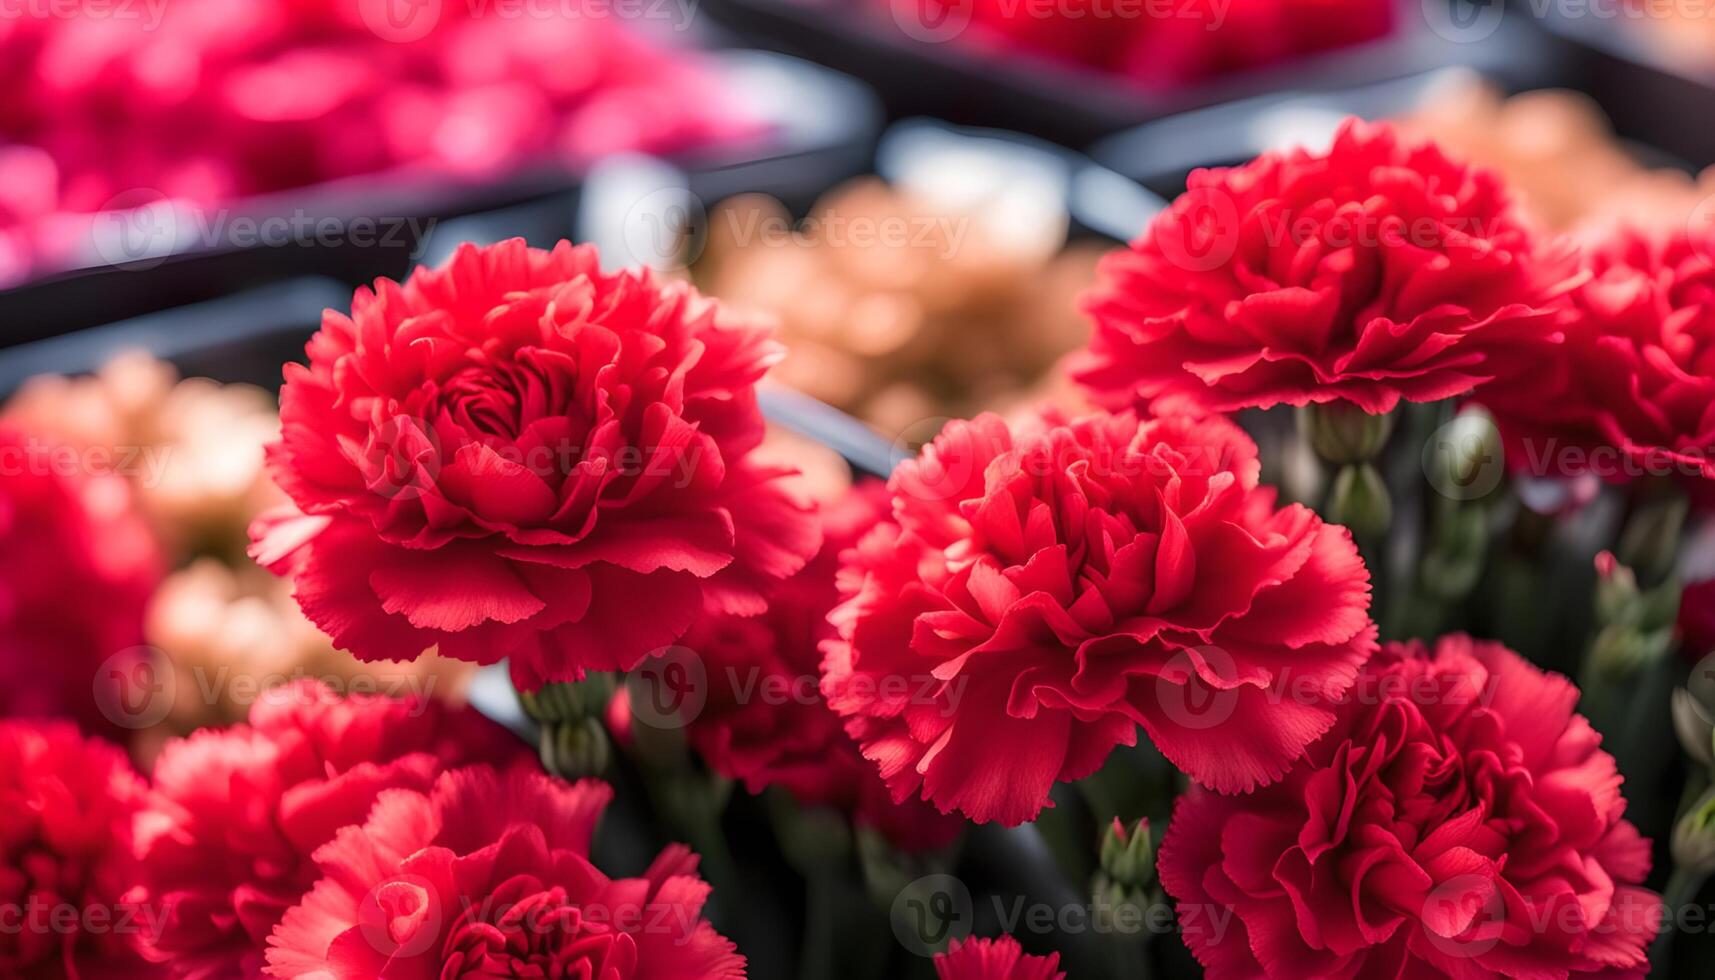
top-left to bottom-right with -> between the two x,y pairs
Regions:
1475,223 -> 1715,497
822,409 -> 1376,825
266,767 -> 746,978
1158,634 -> 1660,979
1076,120 -> 1566,415
0,721 -> 155,978
131,681 -> 523,978
0,425 -> 162,736
251,239 -> 819,690
933,935 -> 1063,980
0,0 -> 752,284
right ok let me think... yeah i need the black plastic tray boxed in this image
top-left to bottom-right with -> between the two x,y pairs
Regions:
1528,3 -> 1715,170
697,0 -> 1562,149
1085,61 -> 1579,199
0,277 -> 346,398
0,50 -> 882,349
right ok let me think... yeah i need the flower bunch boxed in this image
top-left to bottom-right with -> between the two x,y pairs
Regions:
1159,637 -> 1660,977
0,681 -> 740,978
251,238 -> 820,691
10,112 -> 1715,980
129,680 -> 527,976
267,767 -> 745,979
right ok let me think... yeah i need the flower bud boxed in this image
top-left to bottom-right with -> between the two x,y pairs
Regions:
1639,576 -> 1685,633
1617,493 -> 1689,588
519,674 -> 617,725
1098,818 -> 1156,890
1326,462 -> 1393,538
539,716 -> 611,780
1589,623 -> 1675,684
1673,788 -> 1715,876
1298,403 -> 1396,464
1593,554 -> 1680,631
1093,818 -> 1159,938
521,675 -> 617,779
1594,552 -> 1641,625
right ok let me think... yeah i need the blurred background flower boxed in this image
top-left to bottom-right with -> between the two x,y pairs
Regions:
1396,77 -> 1715,236
0,0 -> 750,285
696,178 -> 1100,439
0,423 -> 162,738
2,353 -> 474,757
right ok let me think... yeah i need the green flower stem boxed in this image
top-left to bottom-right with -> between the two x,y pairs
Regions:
1615,650 -> 1681,834
1325,462 -> 1393,544
1617,484 -> 1690,589
1649,865 -> 1708,967
1106,933 -> 1151,980
800,870 -> 838,980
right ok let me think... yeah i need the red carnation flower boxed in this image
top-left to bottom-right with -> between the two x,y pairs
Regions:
624,482 -> 962,852
1475,224 -> 1715,495
131,680 -> 524,978
266,766 -> 745,979
0,721 -> 155,978
1075,119 -> 1564,415
0,426 -> 163,735
1158,634 -> 1660,979
251,239 -> 819,690
821,410 -> 1377,826
933,935 -> 1063,980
